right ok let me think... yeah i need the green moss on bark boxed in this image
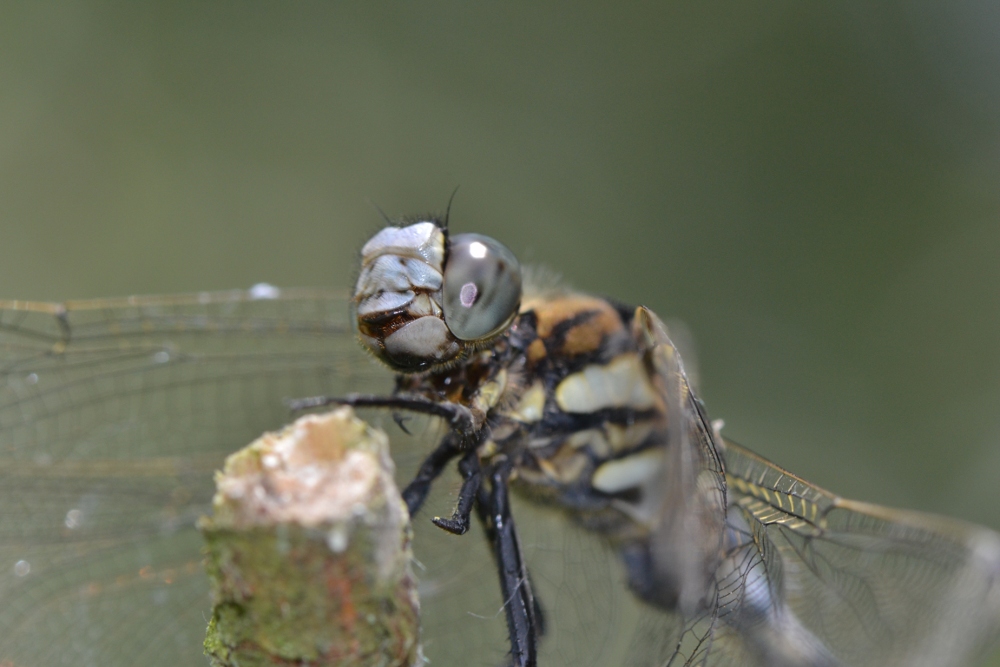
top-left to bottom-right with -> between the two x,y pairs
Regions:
200,408 -> 420,666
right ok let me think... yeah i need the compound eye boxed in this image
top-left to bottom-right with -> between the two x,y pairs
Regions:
442,233 -> 522,341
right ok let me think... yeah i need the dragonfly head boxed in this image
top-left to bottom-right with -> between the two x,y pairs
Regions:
353,220 -> 522,373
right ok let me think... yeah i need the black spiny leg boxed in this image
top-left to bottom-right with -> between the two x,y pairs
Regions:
290,390 -> 549,658
400,432 -> 463,516
432,450 -> 481,535
288,393 -> 483,515
477,461 -> 540,667
288,393 -> 476,436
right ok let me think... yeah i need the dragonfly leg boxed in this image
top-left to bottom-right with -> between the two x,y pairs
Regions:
392,410 -> 413,434
476,460 -> 540,667
400,432 -> 463,515
432,450 -> 481,535
287,392 -> 478,436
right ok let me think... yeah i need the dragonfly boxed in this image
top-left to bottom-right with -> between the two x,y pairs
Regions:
0,218 -> 998,667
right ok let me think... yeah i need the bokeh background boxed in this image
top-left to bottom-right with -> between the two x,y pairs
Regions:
2,3 -> 999,664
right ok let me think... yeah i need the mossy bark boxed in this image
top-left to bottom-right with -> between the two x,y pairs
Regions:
200,407 -> 421,666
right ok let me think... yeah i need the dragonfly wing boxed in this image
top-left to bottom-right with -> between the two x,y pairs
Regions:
0,288 -> 393,667
614,307 -> 728,665
720,438 -> 1000,667
631,306 -> 727,614
622,307 -> 999,666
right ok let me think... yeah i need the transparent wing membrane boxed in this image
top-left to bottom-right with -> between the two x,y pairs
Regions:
622,307 -> 729,666
1,287 -> 998,666
717,439 -> 1000,667
0,288 -> 392,666
627,313 -> 1000,667
0,288 -> 646,667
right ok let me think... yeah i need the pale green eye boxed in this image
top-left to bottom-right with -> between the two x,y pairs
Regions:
442,233 -> 522,341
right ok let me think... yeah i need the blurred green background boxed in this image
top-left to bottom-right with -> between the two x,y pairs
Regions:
2,2 -> 999,663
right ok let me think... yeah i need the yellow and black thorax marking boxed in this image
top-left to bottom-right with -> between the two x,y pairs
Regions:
399,291 -> 667,537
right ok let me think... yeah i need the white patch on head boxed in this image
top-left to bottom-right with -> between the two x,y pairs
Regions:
356,289 -> 415,317
354,222 -> 448,327
356,254 -> 442,295
360,222 -> 444,268
408,293 -> 437,317
383,317 -> 458,361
